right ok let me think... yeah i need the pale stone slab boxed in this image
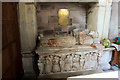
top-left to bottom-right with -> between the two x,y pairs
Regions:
67,71 -> 118,79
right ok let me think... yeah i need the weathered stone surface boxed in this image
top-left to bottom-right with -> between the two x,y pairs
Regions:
79,35 -> 93,45
48,16 -> 58,23
35,29 -> 105,76
19,3 -> 37,53
87,1 -> 112,40
40,4 -> 55,10
36,3 -> 86,33
40,35 -> 76,47
22,53 -> 37,78
100,47 -> 115,70
82,36 -> 93,45
35,45 -> 98,54
36,45 -> 102,75
19,3 -> 38,79
52,56 -> 60,73
109,2 -> 118,42
88,31 -> 100,44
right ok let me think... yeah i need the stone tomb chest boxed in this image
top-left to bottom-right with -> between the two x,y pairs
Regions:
35,30 -> 104,77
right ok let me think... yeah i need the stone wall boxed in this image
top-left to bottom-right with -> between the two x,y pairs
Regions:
108,2 -> 118,42
36,3 -> 87,34
87,1 -> 112,40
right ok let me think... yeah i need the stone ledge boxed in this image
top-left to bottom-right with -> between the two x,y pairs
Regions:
22,53 -> 35,57
38,70 -> 99,78
103,47 -> 115,51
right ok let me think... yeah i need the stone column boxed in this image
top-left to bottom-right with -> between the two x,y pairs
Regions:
18,2 -> 38,79
87,0 -> 112,40
98,0 -> 112,40
109,2 -> 118,42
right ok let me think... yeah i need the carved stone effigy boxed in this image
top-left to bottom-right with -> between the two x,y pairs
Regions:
38,56 -> 44,74
52,56 -> 60,73
44,56 -> 52,74
72,54 -> 80,71
35,45 -> 103,76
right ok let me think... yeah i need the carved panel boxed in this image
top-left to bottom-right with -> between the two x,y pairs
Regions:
37,51 -> 100,75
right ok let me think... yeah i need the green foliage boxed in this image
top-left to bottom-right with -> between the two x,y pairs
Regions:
101,38 -> 110,48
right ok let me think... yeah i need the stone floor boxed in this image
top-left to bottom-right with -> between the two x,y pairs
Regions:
37,64 -> 120,80
103,64 -> 120,72
22,64 -> 120,80
38,70 -> 99,78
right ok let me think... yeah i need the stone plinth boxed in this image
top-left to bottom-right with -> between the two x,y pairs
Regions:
35,45 -> 103,77
100,47 -> 115,70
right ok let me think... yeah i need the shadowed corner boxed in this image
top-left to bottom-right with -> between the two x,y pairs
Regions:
0,1 -> 2,80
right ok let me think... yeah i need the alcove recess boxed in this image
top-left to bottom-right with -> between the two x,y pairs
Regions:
18,0 -> 112,78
